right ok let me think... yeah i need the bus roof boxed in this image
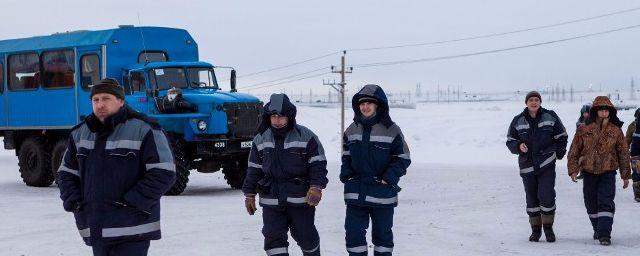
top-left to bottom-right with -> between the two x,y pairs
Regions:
0,26 -> 194,53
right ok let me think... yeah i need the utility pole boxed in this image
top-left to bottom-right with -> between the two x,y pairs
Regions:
323,51 -> 353,152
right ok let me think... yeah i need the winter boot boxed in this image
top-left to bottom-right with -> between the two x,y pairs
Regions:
541,214 -> 556,243
633,182 -> 640,202
599,236 -> 611,246
528,216 -> 542,242
593,232 -> 598,240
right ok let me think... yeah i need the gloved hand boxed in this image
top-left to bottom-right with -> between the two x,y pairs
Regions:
72,201 -> 84,213
306,186 -> 323,206
245,194 -> 257,215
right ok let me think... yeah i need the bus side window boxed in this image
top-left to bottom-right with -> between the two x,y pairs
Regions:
42,49 -> 75,89
80,54 -> 100,91
8,53 -> 39,90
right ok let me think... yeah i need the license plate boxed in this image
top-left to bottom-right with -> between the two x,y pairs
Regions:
214,141 -> 226,148
241,141 -> 252,148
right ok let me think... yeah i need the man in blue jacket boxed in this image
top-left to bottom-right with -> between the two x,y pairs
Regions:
58,79 -> 176,256
506,91 -> 568,243
243,93 -> 328,256
341,84 -> 411,256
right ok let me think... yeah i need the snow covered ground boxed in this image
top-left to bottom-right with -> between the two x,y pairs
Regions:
1,99 -> 640,255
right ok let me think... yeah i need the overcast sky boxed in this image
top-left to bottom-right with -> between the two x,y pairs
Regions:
2,0 -> 640,94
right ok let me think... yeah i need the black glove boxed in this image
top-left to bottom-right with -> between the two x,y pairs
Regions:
72,202 -> 84,213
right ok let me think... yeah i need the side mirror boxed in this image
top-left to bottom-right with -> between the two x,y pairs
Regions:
230,69 -> 237,92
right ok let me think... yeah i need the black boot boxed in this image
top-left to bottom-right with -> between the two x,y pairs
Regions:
543,225 -> 556,242
541,214 -> 556,242
529,226 -> 542,242
593,232 -> 598,240
633,182 -> 640,202
528,216 -> 542,242
599,236 -> 611,246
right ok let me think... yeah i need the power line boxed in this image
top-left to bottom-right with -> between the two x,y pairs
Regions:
346,6 -> 640,52
234,6 -> 640,80
237,51 -> 341,78
353,23 -> 640,68
245,72 -> 332,91
242,67 -> 328,89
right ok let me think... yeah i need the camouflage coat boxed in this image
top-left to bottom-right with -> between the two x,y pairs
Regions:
567,96 -> 631,179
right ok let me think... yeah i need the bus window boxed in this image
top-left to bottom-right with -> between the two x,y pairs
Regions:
42,49 -> 75,89
80,54 -> 100,90
138,51 -> 167,63
8,53 -> 39,90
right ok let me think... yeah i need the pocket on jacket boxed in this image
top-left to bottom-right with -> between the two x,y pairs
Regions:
344,178 -> 360,194
103,202 -> 150,229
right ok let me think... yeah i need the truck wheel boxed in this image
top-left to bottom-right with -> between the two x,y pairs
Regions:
50,139 -> 68,185
18,137 -> 54,187
165,136 -> 190,195
222,154 -> 248,189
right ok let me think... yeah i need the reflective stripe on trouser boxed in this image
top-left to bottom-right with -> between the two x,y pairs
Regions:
583,171 -> 616,238
262,206 -> 320,256
345,205 -> 394,256
522,167 -> 556,217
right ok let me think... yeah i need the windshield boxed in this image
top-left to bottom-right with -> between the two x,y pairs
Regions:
187,68 -> 218,89
148,68 -> 188,90
148,67 -> 218,90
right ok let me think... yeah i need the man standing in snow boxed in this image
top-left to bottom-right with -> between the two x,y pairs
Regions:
243,93 -> 328,256
506,91 -> 568,243
341,84 -> 411,256
58,79 -> 176,255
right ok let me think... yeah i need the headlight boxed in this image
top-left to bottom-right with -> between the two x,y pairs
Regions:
197,120 -> 207,131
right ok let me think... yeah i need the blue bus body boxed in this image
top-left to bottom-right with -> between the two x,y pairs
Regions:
0,26 -> 261,193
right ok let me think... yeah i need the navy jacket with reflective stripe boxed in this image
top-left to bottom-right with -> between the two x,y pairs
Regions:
242,124 -> 328,207
506,107 -> 568,176
58,106 -> 176,245
340,84 -> 411,208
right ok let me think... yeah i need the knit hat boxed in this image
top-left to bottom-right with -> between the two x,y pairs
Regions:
358,96 -> 379,105
525,91 -> 541,103
90,78 -> 125,100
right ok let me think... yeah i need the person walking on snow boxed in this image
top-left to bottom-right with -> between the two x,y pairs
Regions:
506,91 -> 568,243
242,94 -> 328,256
627,108 -> 640,202
341,84 -> 411,256
567,96 -> 631,246
58,79 -> 176,256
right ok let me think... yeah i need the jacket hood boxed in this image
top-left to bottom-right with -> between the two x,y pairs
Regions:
577,104 -> 591,124
258,94 -> 297,133
352,84 -> 394,127
586,96 -> 623,128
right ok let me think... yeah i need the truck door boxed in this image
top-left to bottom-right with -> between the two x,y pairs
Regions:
76,49 -> 102,121
124,70 -> 150,113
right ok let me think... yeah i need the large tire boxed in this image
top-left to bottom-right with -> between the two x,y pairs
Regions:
50,139 -> 68,185
164,135 -> 190,195
18,137 -> 54,187
222,154 -> 248,189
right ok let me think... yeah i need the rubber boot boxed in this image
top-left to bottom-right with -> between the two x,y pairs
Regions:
541,214 -> 556,243
633,182 -> 640,202
528,216 -> 542,242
